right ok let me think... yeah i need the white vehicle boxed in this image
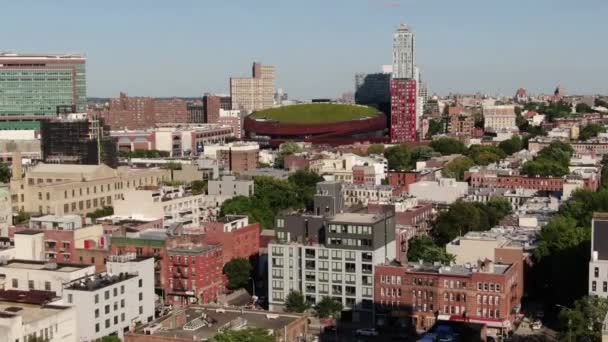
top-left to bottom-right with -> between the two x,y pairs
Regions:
356,328 -> 379,336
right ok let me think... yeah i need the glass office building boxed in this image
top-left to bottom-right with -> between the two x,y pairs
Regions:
0,53 -> 86,129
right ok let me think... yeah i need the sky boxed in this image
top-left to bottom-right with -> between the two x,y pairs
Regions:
3,0 -> 608,99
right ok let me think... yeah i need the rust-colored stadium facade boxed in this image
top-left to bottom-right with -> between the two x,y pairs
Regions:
243,112 -> 388,146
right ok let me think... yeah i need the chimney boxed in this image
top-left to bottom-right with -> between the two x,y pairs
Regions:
12,151 -> 22,181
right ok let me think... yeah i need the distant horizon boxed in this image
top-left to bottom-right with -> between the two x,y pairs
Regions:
4,0 -> 607,99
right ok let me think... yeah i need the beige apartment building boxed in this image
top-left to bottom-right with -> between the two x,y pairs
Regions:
230,62 -> 275,113
482,105 -> 517,132
10,162 -> 169,215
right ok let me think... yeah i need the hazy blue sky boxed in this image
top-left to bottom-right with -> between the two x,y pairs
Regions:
3,0 -> 607,99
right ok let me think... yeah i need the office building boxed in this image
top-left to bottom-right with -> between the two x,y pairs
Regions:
207,175 -> 254,197
63,254 -> 155,340
354,71 -> 391,115
41,115 -> 118,168
203,142 -> 259,173
202,94 -> 232,123
0,290 -> 76,342
230,62 -> 275,113
0,53 -> 86,130
186,101 -> 204,123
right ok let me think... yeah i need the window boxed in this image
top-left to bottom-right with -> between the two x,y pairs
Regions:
45,281 -> 51,291
113,288 -> 118,297
139,306 -> 143,314
593,281 -> 597,292
139,292 -> 143,301
596,267 -> 600,278
604,281 -> 607,292
139,279 -> 143,288
114,302 -> 118,311
95,323 -> 100,333
105,305 -> 110,314
121,313 -> 125,322
28,280 -> 34,290
105,290 -> 110,300
121,285 -> 125,294
95,294 -> 99,304
105,319 -> 110,328
121,299 -> 125,308
114,316 -> 118,325
67,294 -> 73,303
95,309 -> 99,318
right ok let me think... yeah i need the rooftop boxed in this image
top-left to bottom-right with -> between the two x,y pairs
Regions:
405,260 -> 512,276
168,244 -> 222,255
131,306 -> 305,341
1,260 -> 93,273
65,272 -> 137,292
250,103 -> 379,124
329,212 -> 387,225
0,291 -> 70,324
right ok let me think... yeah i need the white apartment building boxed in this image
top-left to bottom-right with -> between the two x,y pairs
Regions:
342,184 -> 395,206
0,293 -> 76,342
482,105 -> 517,133
153,123 -> 234,157
590,214 -> 608,298
0,259 -> 95,297
113,186 -> 229,228
408,178 -> 468,204
309,153 -> 387,185
62,254 -> 155,341
207,175 -> 254,197
268,212 -> 396,322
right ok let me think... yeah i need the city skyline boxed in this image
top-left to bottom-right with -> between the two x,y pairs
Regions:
3,0 -> 607,99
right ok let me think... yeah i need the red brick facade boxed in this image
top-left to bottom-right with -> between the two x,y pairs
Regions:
388,171 -> 424,193
374,260 -> 523,332
467,172 -> 564,192
390,79 -> 418,143
201,222 -> 260,264
162,245 -> 224,306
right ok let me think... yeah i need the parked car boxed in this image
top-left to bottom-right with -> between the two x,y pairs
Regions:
356,328 -> 379,336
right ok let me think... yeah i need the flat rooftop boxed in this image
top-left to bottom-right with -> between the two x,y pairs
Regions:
168,244 -> 221,255
65,272 -> 137,292
406,261 -> 512,276
1,260 -> 92,273
0,300 -> 69,324
132,306 -> 304,341
329,212 -> 386,225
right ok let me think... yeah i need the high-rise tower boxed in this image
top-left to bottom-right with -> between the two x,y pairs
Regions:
390,24 -> 419,143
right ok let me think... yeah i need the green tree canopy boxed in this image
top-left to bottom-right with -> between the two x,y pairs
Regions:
441,156 -> 474,181
274,142 -> 302,168
558,296 -> 608,341
430,137 -> 467,156
467,145 -> 506,166
575,102 -> 593,113
190,180 -> 207,195
521,141 -> 573,177
411,146 -> 435,162
0,163 -> 11,183
579,123 -> 606,141
366,144 -> 385,155
220,196 -> 274,230
426,119 -> 444,138
497,136 -> 523,155
384,144 -> 412,171
314,297 -> 343,318
407,236 -> 454,264
223,258 -> 252,290
288,170 -> 324,210
285,290 -> 310,313
210,328 -> 274,342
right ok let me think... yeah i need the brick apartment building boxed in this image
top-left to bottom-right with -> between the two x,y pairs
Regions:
201,215 -> 260,264
163,244 -> 224,306
92,92 -> 189,130
374,249 -> 523,334
388,170 -> 436,193
203,94 -> 232,124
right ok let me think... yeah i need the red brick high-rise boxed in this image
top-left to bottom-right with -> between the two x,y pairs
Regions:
390,78 -> 418,142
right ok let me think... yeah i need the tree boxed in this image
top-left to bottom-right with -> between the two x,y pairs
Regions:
220,196 -> 274,230
98,336 -> 121,342
210,328 -> 273,342
430,137 -> 467,156
467,145 -> 506,166
223,258 -> 252,290
441,156 -> 474,181
521,141 -> 573,177
498,136 -> 523,155
288,170 -> 323,210
285,290 -> 310,313
0,162 -> 11,183
314,297 -> 343,318
384,144 -> 411,171
367,144 -> 385,155
426,119 -> 443,138
558,296 -> 608,341
190,180 -> 207,195
86,207 -> 114,220
411,146 -> 435,163
14,210 -> 30,225
579,123 -> 606,141
575,102 -> 593,113
274,142 -> 302,169
407,236 -> 454,264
